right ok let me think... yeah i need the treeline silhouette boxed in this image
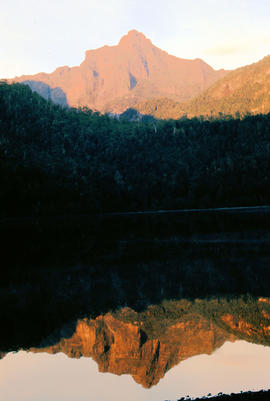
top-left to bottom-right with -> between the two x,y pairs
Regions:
1,81 -> 270,217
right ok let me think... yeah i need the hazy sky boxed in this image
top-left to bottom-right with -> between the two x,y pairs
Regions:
1,0 -> 270,78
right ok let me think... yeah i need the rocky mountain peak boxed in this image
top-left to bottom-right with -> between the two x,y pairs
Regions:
119,30 -> 148,44
118,30 -> 153,53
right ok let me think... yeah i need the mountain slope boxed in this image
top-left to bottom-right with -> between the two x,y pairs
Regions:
134,97 -> 186,119
11,30 -> 227,112
186,55 -> 270,117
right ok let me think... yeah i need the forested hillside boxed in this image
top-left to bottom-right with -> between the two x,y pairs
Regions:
134,97 -> 186,120
1,82 -> 270,218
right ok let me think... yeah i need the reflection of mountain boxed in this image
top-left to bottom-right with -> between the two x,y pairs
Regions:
29,309 -> 230,388
28,297 -> 270,388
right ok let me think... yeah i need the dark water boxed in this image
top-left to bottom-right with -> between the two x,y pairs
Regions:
1,211 -> 270,399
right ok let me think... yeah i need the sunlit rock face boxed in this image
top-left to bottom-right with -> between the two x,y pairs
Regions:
11,30 -> 226,113
27,297 -> 270,388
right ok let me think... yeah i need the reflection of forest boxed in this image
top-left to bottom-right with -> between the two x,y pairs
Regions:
2,297 -> 270,388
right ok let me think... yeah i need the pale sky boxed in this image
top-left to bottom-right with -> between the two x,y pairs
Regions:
1,0 -> 270,78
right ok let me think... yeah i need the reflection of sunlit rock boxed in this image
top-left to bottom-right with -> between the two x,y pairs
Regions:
28,304 -> 230,387
32,315 -> 231,388
28,297 -> 270,388
221,314 -> 270,337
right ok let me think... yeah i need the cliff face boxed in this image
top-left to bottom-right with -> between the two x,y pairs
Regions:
12,30 -> 227,112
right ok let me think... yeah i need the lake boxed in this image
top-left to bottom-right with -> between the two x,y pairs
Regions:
1,211 -> 270,400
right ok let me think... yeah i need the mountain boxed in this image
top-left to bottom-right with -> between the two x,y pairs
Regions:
134,55 -> 270,119
11,30 -> 227,112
